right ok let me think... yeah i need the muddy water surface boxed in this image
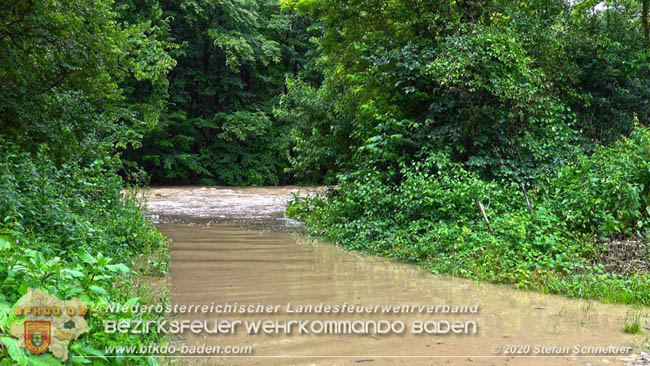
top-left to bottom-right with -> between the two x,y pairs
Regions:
145,187 -> 646,366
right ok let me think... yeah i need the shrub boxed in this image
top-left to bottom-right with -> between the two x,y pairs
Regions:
0,142 -> 168,365
288,125 -> 650,305
537,120 -> 650,237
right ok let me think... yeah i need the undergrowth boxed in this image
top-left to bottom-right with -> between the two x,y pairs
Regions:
287,124 -> 650,306
0,144 -> 169,365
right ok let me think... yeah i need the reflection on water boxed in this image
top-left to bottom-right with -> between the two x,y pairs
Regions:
147,187 -> 643,366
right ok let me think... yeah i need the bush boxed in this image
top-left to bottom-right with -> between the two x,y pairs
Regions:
0,142 -> 169,365
537,120 -> 650,236
288,125 -> 650,305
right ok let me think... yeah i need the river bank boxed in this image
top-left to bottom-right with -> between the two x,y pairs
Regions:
145,186 -> 648,366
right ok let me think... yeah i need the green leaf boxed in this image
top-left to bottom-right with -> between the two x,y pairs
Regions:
123,297 -> 140,309
69,355 -> 91,364
61,269 -> 85,278
89,285 -> 108,296
0,237 -> 10,250
77,345 -> 108,361
106,263 -> 130,274
26,353 -> 62,366
1,337 -> 27,366
76,249 -> 97,265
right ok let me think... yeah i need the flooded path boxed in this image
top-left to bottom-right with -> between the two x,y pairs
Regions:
145,187 -> 647,366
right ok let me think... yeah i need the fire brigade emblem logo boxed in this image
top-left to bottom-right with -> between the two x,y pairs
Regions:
24,321 -> 51,354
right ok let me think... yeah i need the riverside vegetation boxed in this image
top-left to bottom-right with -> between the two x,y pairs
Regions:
0,0 -> 172,364
2,0 -> 650,364
282,0 -> 650,309
281,0 -> 650,310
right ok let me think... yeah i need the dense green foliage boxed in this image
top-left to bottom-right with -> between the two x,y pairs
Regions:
0,147 -> 168,365
278,0 -> 650,182
128,0 -> 320,185
1,0 -> 171,364
3,0 -> 650,362
288,124 -> 650,304
1,0 -> 174,163
283,0 -> 650,306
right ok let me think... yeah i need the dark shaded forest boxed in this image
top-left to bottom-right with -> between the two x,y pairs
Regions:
128,0 -> 650,188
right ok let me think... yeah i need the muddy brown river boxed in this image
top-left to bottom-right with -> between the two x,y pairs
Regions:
145,187 -> 648,366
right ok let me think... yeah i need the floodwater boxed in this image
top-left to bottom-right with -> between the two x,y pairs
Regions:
145,187 -> 648,366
